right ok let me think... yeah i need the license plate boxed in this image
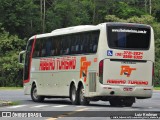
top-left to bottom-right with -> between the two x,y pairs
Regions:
123,87 -> 133,91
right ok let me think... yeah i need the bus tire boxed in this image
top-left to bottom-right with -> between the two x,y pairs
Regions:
70,84 -> 79,105
109,99 -> 121,107
109,97 -> 134,107
79,86 -> 90,105
122,97 -> 135,107
31,85 -> 44,102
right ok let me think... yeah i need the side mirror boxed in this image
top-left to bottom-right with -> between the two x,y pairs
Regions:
19,50 -> 26,65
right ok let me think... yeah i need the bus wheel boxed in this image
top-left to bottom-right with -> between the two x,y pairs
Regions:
31,85 -> 44,102
79,86 -> 90,105
109,99 -> 121,107
70,84 -> 79,105
122,97 -> 135,107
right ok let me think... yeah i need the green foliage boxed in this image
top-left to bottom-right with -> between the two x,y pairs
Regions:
0,29 -> 25,87
0,0 -> 160,87
106,1 -> 145,19
45,0 -> 91,32
105,15 -> 125,22
0,0 -> 39,38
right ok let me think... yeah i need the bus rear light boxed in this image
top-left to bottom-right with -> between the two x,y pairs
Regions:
99,60 -> 103,84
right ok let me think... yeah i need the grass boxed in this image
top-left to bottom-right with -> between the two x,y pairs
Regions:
0,87 -> 23,90
154,87 -> 160,90
10,101 -> 21,106
0,100 -> 20,107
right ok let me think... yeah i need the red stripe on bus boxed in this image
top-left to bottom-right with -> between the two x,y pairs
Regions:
23,36 -> 37,84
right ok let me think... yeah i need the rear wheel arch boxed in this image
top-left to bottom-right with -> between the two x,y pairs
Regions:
78,81 -> 83,90
31,81 -> 36,88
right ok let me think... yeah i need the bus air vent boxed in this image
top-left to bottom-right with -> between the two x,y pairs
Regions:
89,72 -> 96,92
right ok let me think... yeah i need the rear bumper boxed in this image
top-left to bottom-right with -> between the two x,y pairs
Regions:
97,84 -> 153,98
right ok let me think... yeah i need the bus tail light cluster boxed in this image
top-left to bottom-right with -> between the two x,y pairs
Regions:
99,60 -> 103,84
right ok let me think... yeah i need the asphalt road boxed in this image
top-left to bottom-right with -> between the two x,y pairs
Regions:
0,89 -> 159,120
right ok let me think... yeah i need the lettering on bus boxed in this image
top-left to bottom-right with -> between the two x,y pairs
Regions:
106,79 -> 148,85
39,57 -> 76,71
115,51 -> 143,60
80,57 -> 91,82
120,65 -> 136,77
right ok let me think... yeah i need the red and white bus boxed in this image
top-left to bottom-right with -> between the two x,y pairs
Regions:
19,22 -> 154,107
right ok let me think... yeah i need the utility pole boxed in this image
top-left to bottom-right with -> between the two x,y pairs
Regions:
40,0 -> 42,31
92,0 -> 96,24
43,0 -> 46,33
149,0 -> 152,15
145,0 -> 147,13
40,0 -> 45,33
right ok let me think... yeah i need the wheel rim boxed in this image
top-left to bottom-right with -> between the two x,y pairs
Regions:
33,87 -> 38,100
71,86 -> 76,101
80,88 -> 84,102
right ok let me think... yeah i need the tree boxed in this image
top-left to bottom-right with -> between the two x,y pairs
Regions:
0,0 -> 40,38
0,28 -> 25,87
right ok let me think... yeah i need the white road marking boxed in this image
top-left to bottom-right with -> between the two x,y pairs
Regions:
53,105 -> 68,108
31,105 -> 48,108
76,106 -> 86,107
7,105 -> 27,109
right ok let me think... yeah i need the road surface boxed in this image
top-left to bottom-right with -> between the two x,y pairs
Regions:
0,89 -> 159,120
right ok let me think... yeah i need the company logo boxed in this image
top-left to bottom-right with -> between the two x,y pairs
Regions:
107,50 -> 113,56
2,112 -> 11,117
120,65 -> 136,77
39,57 -> 76,71
80,57 -> 91,82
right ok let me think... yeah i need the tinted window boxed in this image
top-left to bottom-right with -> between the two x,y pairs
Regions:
33,30 -> 100,58
107,25 -> 151,50
24,39 -> 33,80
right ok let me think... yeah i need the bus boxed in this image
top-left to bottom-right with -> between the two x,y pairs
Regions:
19,22 -> 154,107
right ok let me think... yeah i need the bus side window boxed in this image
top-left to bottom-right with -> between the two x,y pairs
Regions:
84,33 -> 90,53
71,35 -> 76,54
55,37 -> 60,56
75,35 -> 80,54
41,40 -> 46,57
93,37 -> 97,53
92,32 -> 98,53
81,34 -> 86,53
64,36 -> 70,55
79,35 -> 83,53
88,32 -> 94,53
51,38 -> 55,56
46,38 -> 52,56
77,34 -> 82,54
39,40 -> 43,57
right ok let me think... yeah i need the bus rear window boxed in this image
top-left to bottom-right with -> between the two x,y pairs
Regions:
107,25 -> 151,50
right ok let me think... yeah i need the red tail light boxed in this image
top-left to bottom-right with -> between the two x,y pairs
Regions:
99,60 -> 103,84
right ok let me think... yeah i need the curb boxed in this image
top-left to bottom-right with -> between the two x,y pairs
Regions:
154,90 -> 160,92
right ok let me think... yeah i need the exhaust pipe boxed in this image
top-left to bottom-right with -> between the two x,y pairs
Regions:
110,91 -> 115,95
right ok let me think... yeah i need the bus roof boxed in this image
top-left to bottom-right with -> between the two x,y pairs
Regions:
29,24 -> 102,40
29,22 -> 151,40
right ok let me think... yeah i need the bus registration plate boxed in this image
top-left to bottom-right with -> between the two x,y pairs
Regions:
123,87 -> 133,91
